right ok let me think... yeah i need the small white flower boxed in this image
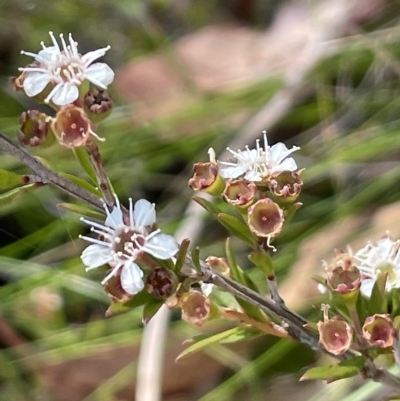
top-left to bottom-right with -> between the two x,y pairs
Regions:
19,31 -> 114,106
80,197 -> 179,295
354,236 -> 400,297
218,131 -> 300,182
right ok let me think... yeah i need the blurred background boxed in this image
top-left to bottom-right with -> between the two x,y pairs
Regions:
2,0 -> 400,400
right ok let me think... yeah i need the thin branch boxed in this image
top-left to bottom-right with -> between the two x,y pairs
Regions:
362,359 -> 400,393
0,133 -> 103,210
85,137 -> 116,209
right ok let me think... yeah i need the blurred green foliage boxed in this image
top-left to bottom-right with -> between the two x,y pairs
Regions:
1,0 -> 400,400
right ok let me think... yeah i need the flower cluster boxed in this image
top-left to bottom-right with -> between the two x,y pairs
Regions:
189,131 -> 302,251
323,234 -> 400,297
19,32 -> 114,106
218,131 -> 300,182
15,32 -> 114,149
80,197 -> 178,295
318,234 -> 400,356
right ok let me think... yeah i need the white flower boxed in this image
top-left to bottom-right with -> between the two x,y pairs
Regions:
80,197 -> 179,295
19,31 -> 114,106
218,131 -> 300,182
353,236 -> 400,297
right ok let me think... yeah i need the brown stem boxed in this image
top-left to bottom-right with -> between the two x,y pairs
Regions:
0,133 -> 103,210
362,359 -> 400,392
220,308 -> 291,338
85,137 -> 115,210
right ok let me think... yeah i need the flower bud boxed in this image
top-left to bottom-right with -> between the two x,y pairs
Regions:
189,148 -> 225,196
83,88 -> 113,122
18,110 -> 50,147
102,270 -> 135,303
51,105 -> 94,148
326,253 -> 362,295
247,198 -> 284,249
205,256 -> 230,276
318,314 -> 353,355
362,314 -> 397,348
268,170 -> 303,207
181,291 -> 211,326
146,267 -> 178,299
222,179 -> 257,209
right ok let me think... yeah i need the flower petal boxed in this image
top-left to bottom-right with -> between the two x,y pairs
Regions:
219,165 -> 247,179
105,205 -> 124,229
49,83 -> 79,105
23,72 -> 51,97
272,157 -> 297,173
120,261 -> 144,294
81,244 -> 112,268
145,233 -> 178,259
133,199 -> 156,227
85,63 -> 115,88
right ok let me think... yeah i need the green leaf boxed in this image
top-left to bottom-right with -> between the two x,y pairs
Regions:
61,173 -> 102,196
300,356 -> 365,383
143,299 -> 164,324
225,238 -> 266,321
369,273 -> 388,315
225,238 -> 258,292
174,238 -> 190,274
0,184 -> 36,206
0,168 -> 23,188
57,203 -> 105,219
218,213 -> 256,247
192,195 -> 221,216
73,146 -> 98,184
249,250 -> 274,277
190,247 -> 202,274
106,289 -> 153,316
176,326 -> 260,361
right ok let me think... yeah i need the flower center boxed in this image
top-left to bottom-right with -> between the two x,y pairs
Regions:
114,227 -> 147,260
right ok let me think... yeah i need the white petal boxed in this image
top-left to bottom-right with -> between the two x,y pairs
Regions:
49,83 -> 79,105
219,165 -> 247,179
81,47 -> 111,65
243,170 -> 263,181
145,233 -> 178,259
37,47 -> 59,63
273,157 -> 297,173
133,199 -> 156,227
201,283 -> 214,296
105,205 -> 124,229
120,261 -> 144,294
360,279 -> 374,297
270,143 -> 299,165
81,244 -> 112,268
85,63 -> 115,88
23,72 -> 50,97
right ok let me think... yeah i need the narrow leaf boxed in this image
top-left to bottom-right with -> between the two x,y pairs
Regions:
369,273 -> 388,315
249,250 -> 274,277
106,290 -> 153,316
177,326 -> 259,361
300,356 -> 365,383
0,184 -> 36,206
226,238 -> 266,321
192,196 -> 221,216
61,173 -> 102,196
218,213 -> 256,247
143,299 -> 164,324
57,203 -> 105,219
73,146 -> 97,184
175,238 -> 190,274
0,168 -> 23,188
